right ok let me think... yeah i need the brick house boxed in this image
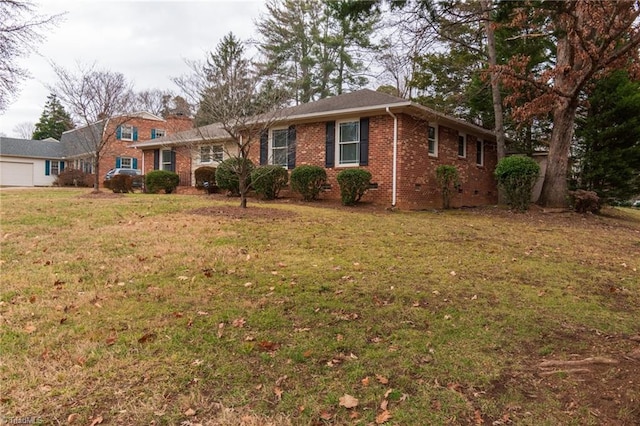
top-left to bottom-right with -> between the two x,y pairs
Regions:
134,89 -> 497,209
61,112 -> 192,185
131,122 -> 237,187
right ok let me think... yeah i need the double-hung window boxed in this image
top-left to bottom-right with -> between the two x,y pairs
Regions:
270,128 -> 289,166
428,125 -> 438,157
200,145 -> 223,163
120,157 -> 133,169
120,125 -> 134,141
338,120 -> 360,165
476,139 -> 484,166
51,161 -> 60,176
458,133 -> 467,158
161,149 -> 173,171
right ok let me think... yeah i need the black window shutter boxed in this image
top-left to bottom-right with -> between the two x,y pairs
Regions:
259,130 -> 268,165
325,121 -> 335,168
170,150 -> 176,172
153,149 -> 159,169
359,117 -> 369,166
287,125 -> 296,169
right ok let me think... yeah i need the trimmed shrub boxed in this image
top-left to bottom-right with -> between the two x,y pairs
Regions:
215,158 -> 255,196
569,189 -> 600,213
145,170 -> 180,194
54,169 -> 91,187
290,165 -> 327,201
251,165 -> 289,200
107,174 -> 134,193
494,156 -> 540,212
435,165 -> 460,209
337,168 -> 372,206
195,166 -> 217,194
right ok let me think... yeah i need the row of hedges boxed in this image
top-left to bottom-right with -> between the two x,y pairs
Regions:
197,160 -> 373,205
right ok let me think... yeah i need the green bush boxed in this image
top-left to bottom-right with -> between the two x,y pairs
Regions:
290,165 -> 327,201
194,166 -> 217,193
435,165 -> 460,209
54,169 -> 91,187
494,156 -> 540,212
215,158 -> 254,196
251,165 -> 289,200
336,169 -> 372,206
145,170 -> 180,194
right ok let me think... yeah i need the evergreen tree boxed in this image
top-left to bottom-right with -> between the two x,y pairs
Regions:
575,70 -> 640,202
32,93 -> 74,140
256,0 -> 379,104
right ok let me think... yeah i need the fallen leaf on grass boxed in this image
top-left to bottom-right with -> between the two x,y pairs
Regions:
138,332 -> 157,344
376,374 -> 389,384
184,408 -> 196,416
217,322 -> 225,338
274,387 -> 283,401
380,399 -> 388,410
376,410 -> 392,424
349,411 -> 360,419
67,413 -> 80,423
89,415 -> 103,426
474,409 -> 484,424
24,324 -> 36,334
106,334 -> 117,346
258,341 -> 280,352
319,411 -> 333,420
339,394 -> 359,409
361,376 -> 370,387
232,318 -> 246,328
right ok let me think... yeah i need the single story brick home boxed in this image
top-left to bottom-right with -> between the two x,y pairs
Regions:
0,112 -> 192,187
134,89 -> 498,209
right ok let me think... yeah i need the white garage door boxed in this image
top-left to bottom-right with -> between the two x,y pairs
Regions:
0,161 -> 34,186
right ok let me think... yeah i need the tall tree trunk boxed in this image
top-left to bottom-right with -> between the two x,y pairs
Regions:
538,99 -> 577,208
93,155 -> 100,192
481,0 -> 506,160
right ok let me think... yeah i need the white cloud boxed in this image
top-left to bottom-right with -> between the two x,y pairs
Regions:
0,0 -> 264,137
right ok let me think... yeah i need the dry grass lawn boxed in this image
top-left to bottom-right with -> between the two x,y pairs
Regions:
1,188 -> 639,425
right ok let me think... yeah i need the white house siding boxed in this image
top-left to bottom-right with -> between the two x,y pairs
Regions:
0,156 -> 56,186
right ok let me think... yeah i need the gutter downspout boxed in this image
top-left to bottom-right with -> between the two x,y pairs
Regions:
386,107 -> 398,207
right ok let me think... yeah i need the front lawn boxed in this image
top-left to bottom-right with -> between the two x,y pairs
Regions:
1,189 -> 638,425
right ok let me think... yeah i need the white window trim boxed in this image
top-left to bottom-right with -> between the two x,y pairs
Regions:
154,129 -> 166,138
269,127 -> 289,167
476,139 -> 484,166
120,157 -> 133,169
121,125 -> 134,141
428,124 -> 438,157
336,118 -> 360,167
458,133 -> 467,158
199,145 -> 223,164
161,149 -> 172,171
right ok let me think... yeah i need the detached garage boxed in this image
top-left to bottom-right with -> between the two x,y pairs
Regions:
0,137 -> 65,187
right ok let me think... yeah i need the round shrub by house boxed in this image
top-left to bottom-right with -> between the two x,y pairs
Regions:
251,165 -> 289,200
336,168 -> 372,206
215,158 -> 254,196
145,170 -> 180,194
290,165 -> 327,201
494,155 -> 540,212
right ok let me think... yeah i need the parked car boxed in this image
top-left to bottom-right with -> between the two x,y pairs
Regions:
104,168 -> 143,188
632,200 -> 640,208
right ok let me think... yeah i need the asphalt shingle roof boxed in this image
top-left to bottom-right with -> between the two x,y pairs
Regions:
0,137 -> 65,159
60,121 -> 107,157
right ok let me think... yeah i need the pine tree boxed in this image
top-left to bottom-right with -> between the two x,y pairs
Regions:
32,93 -> 74,140
575,70 -> 640,202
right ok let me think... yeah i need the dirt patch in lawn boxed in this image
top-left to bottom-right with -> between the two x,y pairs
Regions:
77,190 -> 125,199
189,205 -> 298,220
480,331 -> 640,425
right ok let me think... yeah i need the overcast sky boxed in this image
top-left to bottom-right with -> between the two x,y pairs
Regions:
0,0 -> 265,137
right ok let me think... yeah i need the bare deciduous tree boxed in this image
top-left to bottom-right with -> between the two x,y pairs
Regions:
12,121 -> 34,139
174,32 -> 288,208
0,0 -> 62,112
50,62 -> 134,191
